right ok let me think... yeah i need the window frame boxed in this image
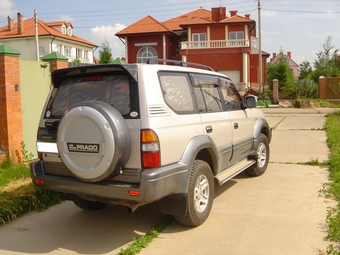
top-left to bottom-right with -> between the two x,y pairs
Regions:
192,33 -> 207,48
219,77 -> 244,111
191,74 -> 224,113
137,47 -> 158,63
229,31 -> 244,40
158,71 -> 196,114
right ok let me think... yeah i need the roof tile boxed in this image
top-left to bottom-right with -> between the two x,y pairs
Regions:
0,18 -> 97,47
116,15 -> 172,35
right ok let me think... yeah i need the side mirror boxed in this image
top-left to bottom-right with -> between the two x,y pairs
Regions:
245,96 -> 257,108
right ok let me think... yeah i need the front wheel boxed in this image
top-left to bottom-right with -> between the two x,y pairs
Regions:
246,133 -> 269,176
175,160 -> 214,227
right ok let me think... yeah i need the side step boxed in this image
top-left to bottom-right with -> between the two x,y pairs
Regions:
215,159 -> 255,186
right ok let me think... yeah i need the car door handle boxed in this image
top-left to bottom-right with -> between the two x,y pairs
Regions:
206,126 -> 213,133
234,123 -> 239,129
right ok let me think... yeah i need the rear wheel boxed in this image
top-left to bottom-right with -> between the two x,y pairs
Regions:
246,133 -> 269,176
175,160 -> 214,227
73,197 -> 108,210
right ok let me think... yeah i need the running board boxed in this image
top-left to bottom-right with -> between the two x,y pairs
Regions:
215,159 -> 255,186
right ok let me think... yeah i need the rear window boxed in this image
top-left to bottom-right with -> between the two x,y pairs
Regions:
49,75 -> 131,117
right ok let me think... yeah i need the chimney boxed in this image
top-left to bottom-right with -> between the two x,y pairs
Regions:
211,7 -> 226,22
17,12 -> 24,34
8,16 -> 14,30
273,53 -> 277,59
229,10 -> 238,17
287,51 -> 291,58
245,14 -> 250,19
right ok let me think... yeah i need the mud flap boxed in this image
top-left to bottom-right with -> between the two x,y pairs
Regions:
162,193 -> 187,215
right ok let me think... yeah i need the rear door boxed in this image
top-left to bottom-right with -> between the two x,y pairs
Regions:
191,74 -> 233,170
219,78 -> 254,163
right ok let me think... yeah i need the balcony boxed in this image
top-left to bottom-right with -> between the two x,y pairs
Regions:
181,39 -> 250,50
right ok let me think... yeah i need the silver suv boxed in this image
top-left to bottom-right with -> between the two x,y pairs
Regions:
30,59 -> 272,226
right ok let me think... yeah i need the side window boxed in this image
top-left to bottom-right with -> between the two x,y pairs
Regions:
220,78 -> 243,111
194,74 -> 223,112
159,72 -> 194,113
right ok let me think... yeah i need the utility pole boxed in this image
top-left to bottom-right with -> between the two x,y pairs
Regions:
258,0 -> 262,94
34,9 -> 39,61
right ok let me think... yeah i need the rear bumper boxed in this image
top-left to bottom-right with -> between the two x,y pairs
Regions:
30,160 -> 188,204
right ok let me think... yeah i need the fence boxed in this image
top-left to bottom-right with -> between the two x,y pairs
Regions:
0,45 -> 68,163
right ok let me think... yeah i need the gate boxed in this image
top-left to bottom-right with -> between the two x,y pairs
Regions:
20,60 -> 51,157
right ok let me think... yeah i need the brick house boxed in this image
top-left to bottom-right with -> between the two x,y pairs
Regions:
116,6 -> 269,90
0,13 -> 97,63
270,51 -> 300,79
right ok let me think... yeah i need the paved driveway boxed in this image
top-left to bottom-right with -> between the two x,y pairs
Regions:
0,108 -> 337,255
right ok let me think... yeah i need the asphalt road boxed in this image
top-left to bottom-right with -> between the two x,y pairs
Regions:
0,108 -> 338,255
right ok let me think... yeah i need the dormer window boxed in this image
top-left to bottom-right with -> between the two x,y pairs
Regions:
67,26 -> 72,36
61,24 -> 66,34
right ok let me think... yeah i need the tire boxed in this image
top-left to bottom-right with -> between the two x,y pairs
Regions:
175,160 -> 214,227
73,197 -> 107,210
246,133 -> 269,176
57,101 -> 131,183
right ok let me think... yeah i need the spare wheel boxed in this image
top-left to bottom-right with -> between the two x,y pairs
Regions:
57,101 -> 131,182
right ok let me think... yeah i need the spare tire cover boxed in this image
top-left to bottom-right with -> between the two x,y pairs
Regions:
57,101 -> 131,182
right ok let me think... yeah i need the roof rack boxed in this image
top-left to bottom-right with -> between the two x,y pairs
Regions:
146,58 -> 215,72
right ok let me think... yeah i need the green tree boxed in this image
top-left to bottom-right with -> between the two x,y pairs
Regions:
311,36 -> 340,81
99,38 -> 113,64
298,60 -> 312,79
266,54 -> 295,91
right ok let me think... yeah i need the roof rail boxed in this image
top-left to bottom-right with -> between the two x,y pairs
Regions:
146,58 -> 215,72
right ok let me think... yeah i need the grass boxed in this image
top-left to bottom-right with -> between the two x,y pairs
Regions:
322,111 -> 340,254
118,215 -> 174,255
0,158 -> 61,225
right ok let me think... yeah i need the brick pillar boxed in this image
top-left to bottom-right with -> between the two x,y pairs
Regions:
0,45 -> 23,163
41,52 -> 69,73
272,79 -> 279,104
319,76 -> 326,99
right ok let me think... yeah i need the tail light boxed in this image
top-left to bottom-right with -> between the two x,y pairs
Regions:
141,129 -> 160,168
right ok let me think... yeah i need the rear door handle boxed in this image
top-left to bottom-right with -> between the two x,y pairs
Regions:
206,126 -> 213,133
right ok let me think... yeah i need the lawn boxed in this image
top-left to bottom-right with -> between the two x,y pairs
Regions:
0,159 -> 61,224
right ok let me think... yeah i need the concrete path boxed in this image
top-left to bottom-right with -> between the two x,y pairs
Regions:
0,108 -> 338,255
137,108 -> 338,255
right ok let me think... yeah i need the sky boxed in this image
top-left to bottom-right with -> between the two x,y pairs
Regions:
0,0 -> 339,66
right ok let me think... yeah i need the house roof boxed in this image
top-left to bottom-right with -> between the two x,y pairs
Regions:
220,15 -> 254,24
163,8 -> 212,31
180,17 -> 215,26
271,52 -> 299,67
116,7 -> 255,37
116,15 -> 172,35
0,17 -> 97,47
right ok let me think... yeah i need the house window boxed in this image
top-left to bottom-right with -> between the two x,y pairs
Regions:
84,51 -> 88,59
229,32 -> 244,40
67,27 -> 72,36
65,46 -> 71,57
192,33 -> 206,48
229,32 -> 245,46
137,47 -> 158,63
56,44 -> 62,54
39,46 -> 46,57
76,48 -> 83,58
61,25 -> 66,34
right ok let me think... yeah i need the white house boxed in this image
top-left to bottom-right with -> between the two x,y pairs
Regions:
0,13 -> 97,63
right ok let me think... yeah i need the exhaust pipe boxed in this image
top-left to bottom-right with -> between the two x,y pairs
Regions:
127,203 -> 139,213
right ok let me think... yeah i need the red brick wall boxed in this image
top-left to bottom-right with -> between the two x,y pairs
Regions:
0,54 -> 23,163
